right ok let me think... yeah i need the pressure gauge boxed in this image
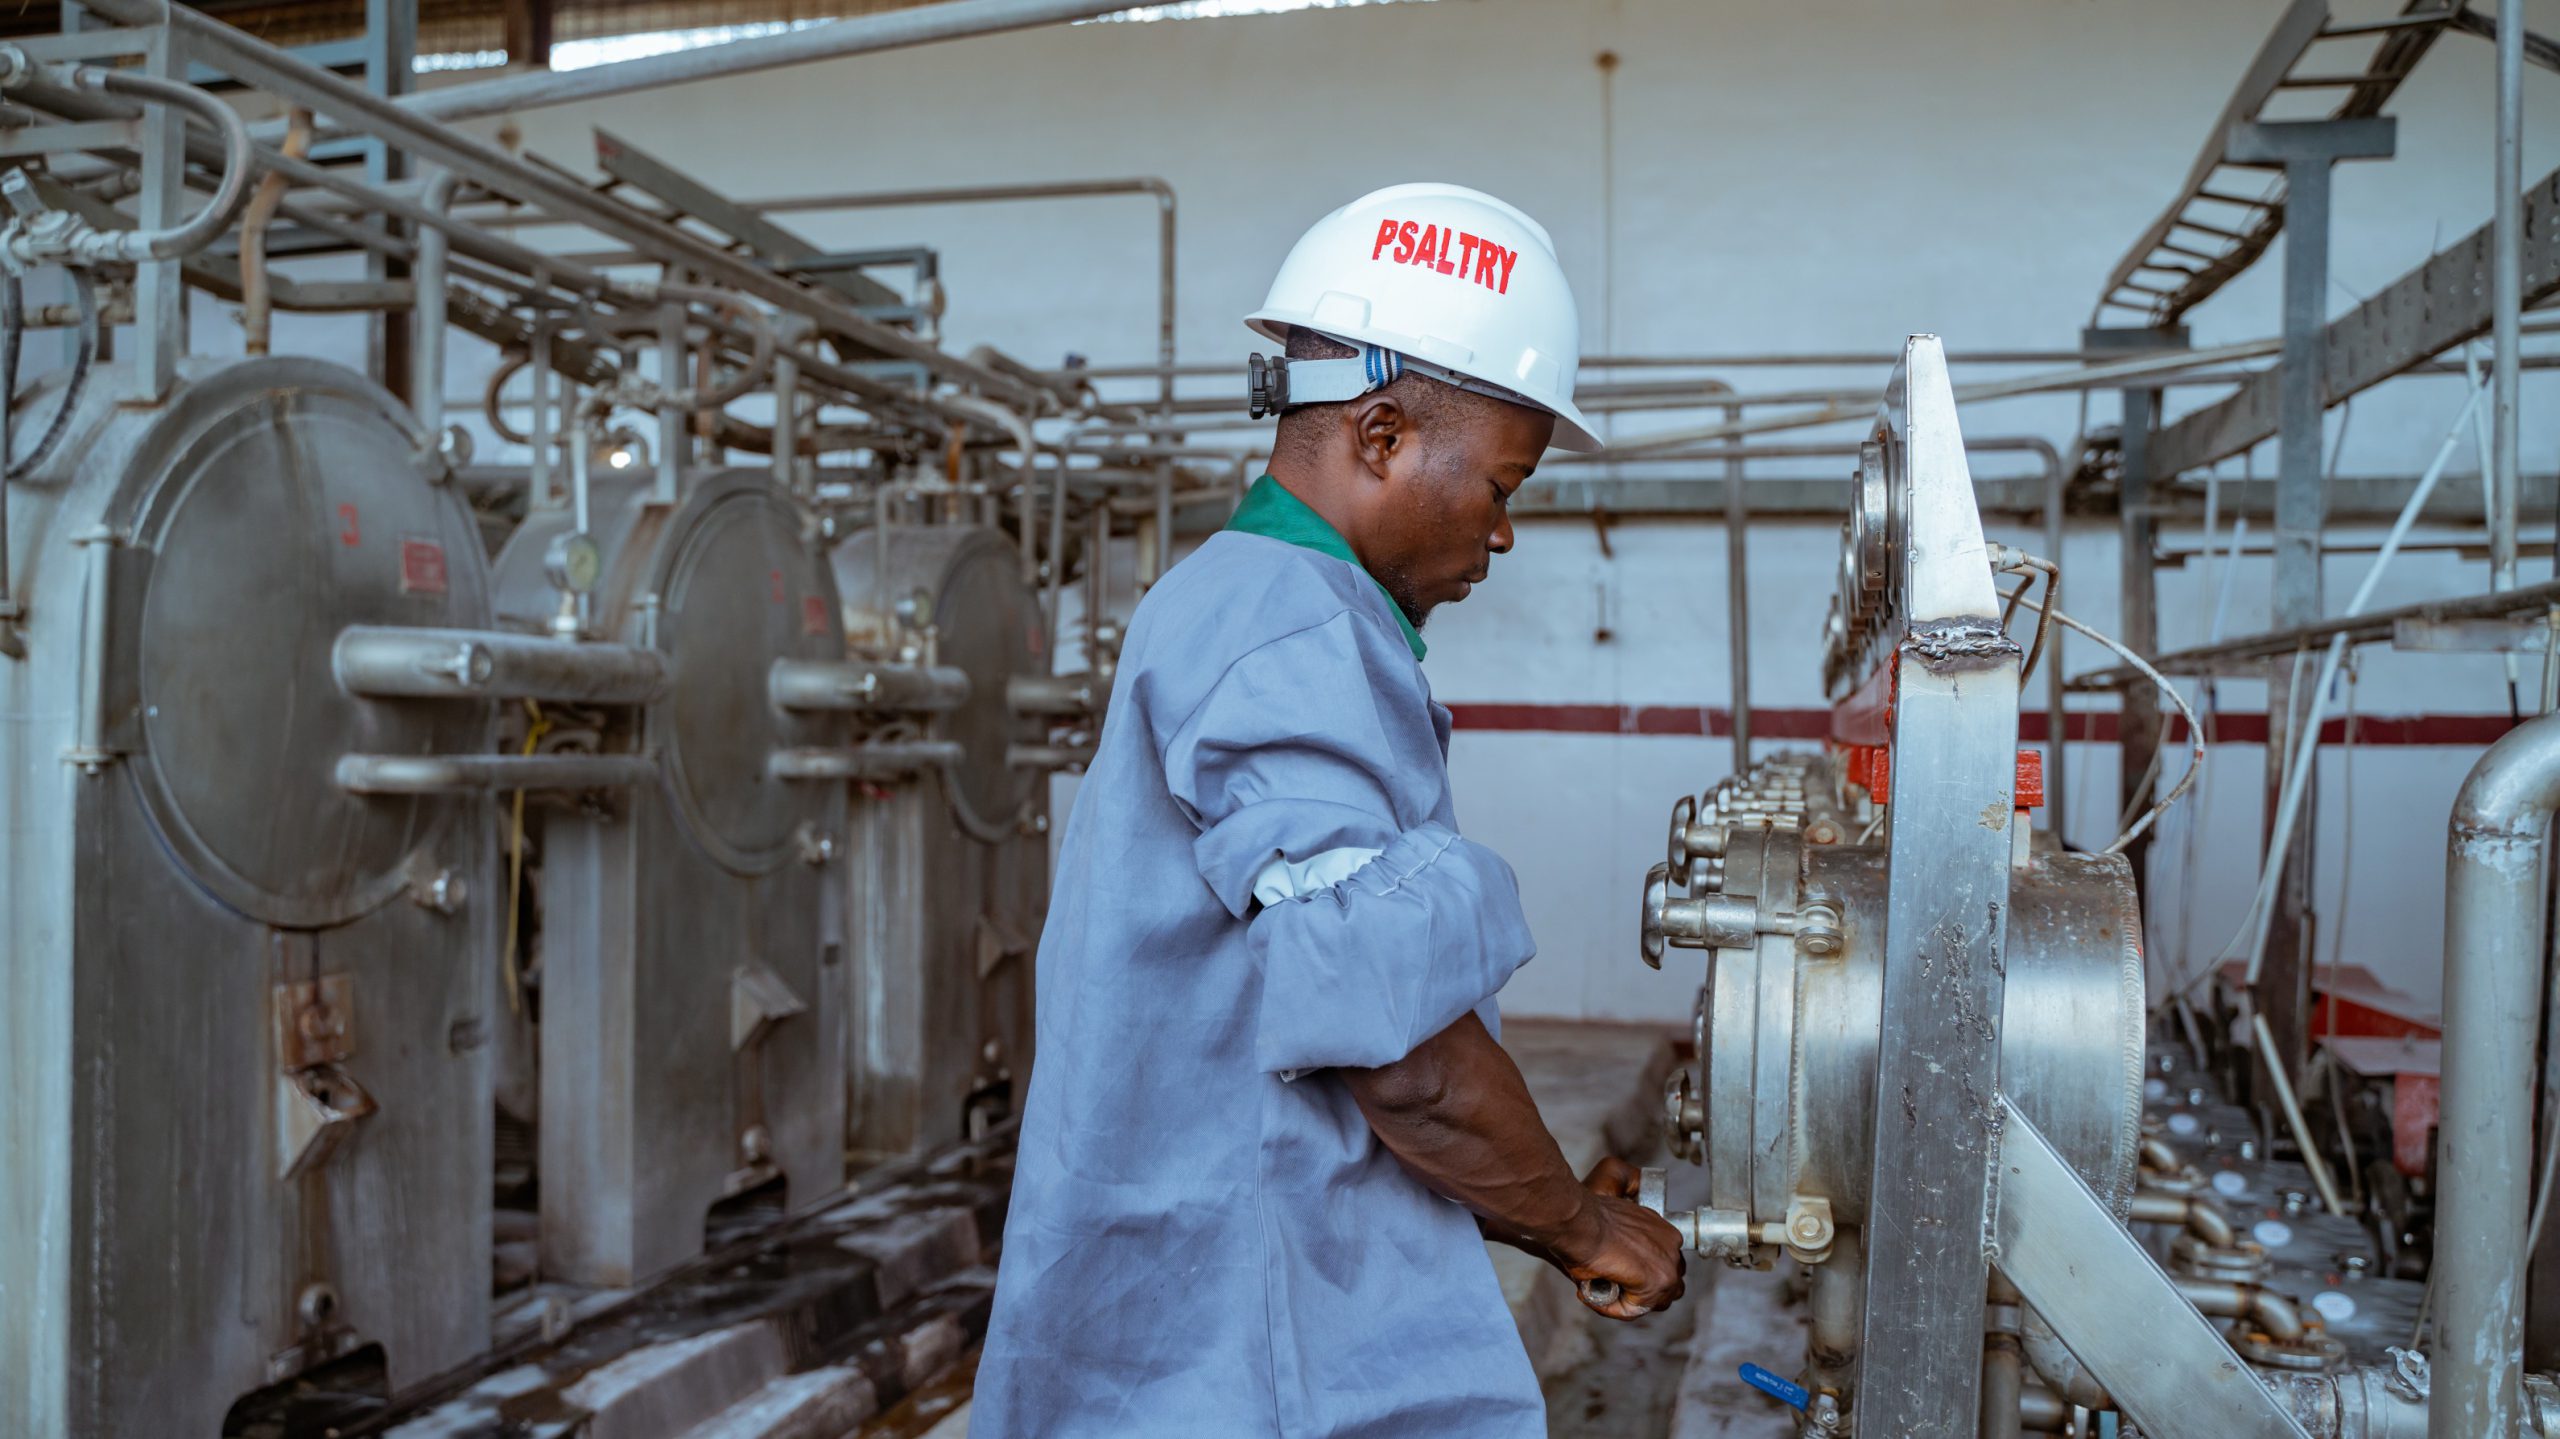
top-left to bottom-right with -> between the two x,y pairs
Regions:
545,530 -> 603,596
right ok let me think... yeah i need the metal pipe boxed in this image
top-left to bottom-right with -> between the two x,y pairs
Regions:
333,626 -> 668,703
392,0 -> 1134,124
768,740 -> 962,782
410,167 -> 460,437
2435,712 -> 2560,1439
5,58 -> 256,264
1808,1227 -> 1862,1403
2015,1381 -> 2070,1434
2129,1189 -> 2239,1249
2171,1276 -> 2306,1341
335,752 -> 655,793
755,178 -> 1177,417
236,106 -> 310,357
2494,0 -> 2526,598
1008,672 -> 1101,717
1981,1332 -> 2026,1439
70,0 -> 1040,412
769,657 -> 969,714
1603,338 -> 2289,457
1720,397 -> 1753,763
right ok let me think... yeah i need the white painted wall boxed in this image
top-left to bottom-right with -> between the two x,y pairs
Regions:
233,0 -> 2560,1019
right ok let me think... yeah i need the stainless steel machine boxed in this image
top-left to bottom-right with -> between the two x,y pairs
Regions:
1630,338 -> 2392,1439
491,467 -> 854,1286
0,354 -> 659,1434
834,521 -> 1057,1160
0,8 -> 1148,1430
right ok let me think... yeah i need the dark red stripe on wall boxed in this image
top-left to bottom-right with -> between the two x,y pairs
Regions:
1442,703 -> 2524,748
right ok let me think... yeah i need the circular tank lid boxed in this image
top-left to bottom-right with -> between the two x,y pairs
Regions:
122,361 -> 491,929
655,478 -> 840,874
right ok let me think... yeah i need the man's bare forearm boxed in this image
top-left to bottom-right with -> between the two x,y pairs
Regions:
1340,1012 -> 1598,1258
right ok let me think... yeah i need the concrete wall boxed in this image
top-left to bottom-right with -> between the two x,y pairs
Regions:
222,0 -> 2560,1019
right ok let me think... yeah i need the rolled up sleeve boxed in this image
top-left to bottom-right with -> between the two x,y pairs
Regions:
1160,609 -> 1535,1076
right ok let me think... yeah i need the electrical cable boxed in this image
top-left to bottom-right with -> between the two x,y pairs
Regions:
7,269 -> 95,482
2008,589 -> 2203,855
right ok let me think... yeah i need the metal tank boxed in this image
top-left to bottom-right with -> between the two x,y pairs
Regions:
492,467 -> 851,1287
1624,338 -> 2319,1439
832,523 -> 1051,1160
1646,773 -> 2147,1256
0,357 -> 499,1436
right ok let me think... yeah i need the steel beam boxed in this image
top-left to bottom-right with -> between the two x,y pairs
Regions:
2070,577 -> 2560,687
591,128 -> 903,311
1993,1099 -> 2309,1439
2152,163 -> 2560,477
2226,118 -> 2396,1107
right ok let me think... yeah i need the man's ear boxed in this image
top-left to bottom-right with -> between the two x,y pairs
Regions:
1349,394 -> 1412,481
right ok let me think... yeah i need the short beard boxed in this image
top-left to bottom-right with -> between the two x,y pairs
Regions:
1374,561 -> 1432,631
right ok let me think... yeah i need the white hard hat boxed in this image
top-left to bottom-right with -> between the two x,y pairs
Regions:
1246,182 -> 1600,452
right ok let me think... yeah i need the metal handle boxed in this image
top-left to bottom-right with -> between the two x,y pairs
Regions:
1575,1166 -> 1672,1310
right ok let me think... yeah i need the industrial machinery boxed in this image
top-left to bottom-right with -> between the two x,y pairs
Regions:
491,465 -> 854,1285
834,520 -> 1062,1160
0,6 -> 1157,1431
1621,337 -> 2550,1439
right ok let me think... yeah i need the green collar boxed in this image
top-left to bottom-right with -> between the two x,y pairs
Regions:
1223,475 -> 1426,661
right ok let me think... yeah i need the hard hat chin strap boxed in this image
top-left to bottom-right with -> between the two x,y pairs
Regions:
1244,343 -> 1541,420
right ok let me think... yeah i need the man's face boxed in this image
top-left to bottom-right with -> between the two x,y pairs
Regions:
1367,400 -> 1554,628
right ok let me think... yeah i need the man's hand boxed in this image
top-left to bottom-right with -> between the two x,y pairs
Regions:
1550,1157 -> 1685,1320
1343,1016 -> 1688,1323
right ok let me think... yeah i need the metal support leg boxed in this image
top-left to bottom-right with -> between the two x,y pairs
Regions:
364,0 -> 415,398
2493,0 -> 2525,598
129,27 -> 183,402
2225,118 -> 2395,1098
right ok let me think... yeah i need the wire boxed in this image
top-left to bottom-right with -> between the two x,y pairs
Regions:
502,699 -> 552,1017
6,270 -> 95,482
2009,590 -> 2203,855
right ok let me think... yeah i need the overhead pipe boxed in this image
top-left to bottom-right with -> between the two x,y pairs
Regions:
2434,713 -> 2560,1438
410,167 -> 462,437
754,178 -> 1178,416
69,0 -> 1041,413
390,0 -> 1136,125
237,106 -> 312,357
0,54 -> 257,265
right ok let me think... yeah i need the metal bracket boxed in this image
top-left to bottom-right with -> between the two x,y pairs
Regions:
1993,1096 -> 2310,1439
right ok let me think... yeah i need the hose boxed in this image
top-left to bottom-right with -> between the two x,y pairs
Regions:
8,269 -> 97,482
236,106 -> 312,357
2005,588 -> 2203,855
56,63 -> 256,262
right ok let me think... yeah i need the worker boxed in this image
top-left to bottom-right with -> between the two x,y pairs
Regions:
974,183 -> 1685,1437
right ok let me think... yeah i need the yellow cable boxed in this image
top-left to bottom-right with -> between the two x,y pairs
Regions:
503,699 -> 552,1016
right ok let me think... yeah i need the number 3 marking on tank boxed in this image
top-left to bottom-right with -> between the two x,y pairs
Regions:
337,502 -> 361,547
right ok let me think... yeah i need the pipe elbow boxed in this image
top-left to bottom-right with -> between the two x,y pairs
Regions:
2186,1196 -> 2237,1250
2452,713 -> 2560,837
2245,1286 -> 2304,1342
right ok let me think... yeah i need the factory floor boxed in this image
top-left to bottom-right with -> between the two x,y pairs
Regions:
883,1018 -> 1802,1439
